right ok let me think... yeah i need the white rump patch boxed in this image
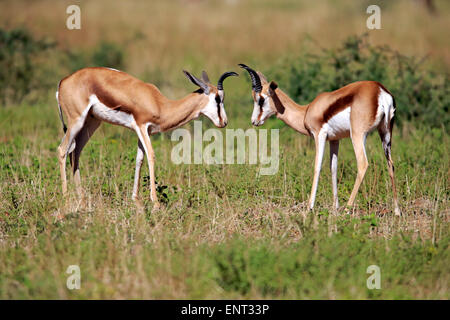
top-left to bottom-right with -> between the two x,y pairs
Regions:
377,88 -> 395,131
89,94 -> 136,130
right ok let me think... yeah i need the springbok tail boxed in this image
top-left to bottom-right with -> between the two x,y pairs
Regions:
389,95 -> 396,133
56,82 -> 67,133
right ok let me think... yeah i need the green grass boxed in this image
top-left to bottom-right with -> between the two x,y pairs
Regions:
0,100 -> 448,299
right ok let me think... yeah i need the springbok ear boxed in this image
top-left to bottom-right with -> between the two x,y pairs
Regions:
183,70 -> 210,94
268,81 -> 278,95
256,71 -> 268,85
201,71 -> 210,83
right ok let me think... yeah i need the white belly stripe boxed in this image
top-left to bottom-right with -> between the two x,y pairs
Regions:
89,94 -> 136,130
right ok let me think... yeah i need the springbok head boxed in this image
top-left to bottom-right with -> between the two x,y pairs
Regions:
183,70 -> 238,128
238,64 -> 279,126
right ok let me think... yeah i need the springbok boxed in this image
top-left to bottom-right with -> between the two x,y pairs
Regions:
56,67 -> 238,209
239,64 -> 400,215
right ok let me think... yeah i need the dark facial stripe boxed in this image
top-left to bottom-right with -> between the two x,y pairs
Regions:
258,96 -> 265,107
215,94 -> 222,123
256,95 -> 264,121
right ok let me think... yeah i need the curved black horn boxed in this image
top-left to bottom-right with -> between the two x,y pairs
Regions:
238,63 -> 262,93
217,71 -> 238,90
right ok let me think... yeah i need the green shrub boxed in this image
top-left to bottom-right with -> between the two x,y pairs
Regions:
269,34 -> 449,128
0,28 -> 55,105
0,26 -> 126,107
92,42 -> 124,69
66,41 -> 124,72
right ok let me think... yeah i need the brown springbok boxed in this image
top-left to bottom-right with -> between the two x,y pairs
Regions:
239,64 -> 400,215
56,67 -> 238,208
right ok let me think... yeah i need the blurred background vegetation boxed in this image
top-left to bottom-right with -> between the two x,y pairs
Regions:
0,0 -> 448,127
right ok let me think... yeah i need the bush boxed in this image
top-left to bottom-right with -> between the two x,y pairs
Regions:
0,27 -> 125,107
0,28 -> 55,105
65,41 -> 124,73
269,34 -> 449,128
92,42 -> 124,69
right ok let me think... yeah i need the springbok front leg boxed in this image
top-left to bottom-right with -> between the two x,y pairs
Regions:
131,140 -> 145,201
347,132 -> 369,209
308,129 -> 327,210
136,125 -> 160,209
329,140 -> 340,210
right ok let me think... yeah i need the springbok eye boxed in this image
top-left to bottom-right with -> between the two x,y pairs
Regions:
215,95 -> 221,104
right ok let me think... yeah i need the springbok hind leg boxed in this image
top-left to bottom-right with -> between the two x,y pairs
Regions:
56,125 -> 80,219
57,107 -> 92,200
378,127 -> 401,216
70,116 -> 101,205
57,128 -> 75,197
347,133 -> 369,211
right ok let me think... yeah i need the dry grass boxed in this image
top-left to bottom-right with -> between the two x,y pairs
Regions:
0,102 -> 448,298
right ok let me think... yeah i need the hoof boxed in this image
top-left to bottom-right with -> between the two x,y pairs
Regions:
153,202 -> 161,210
